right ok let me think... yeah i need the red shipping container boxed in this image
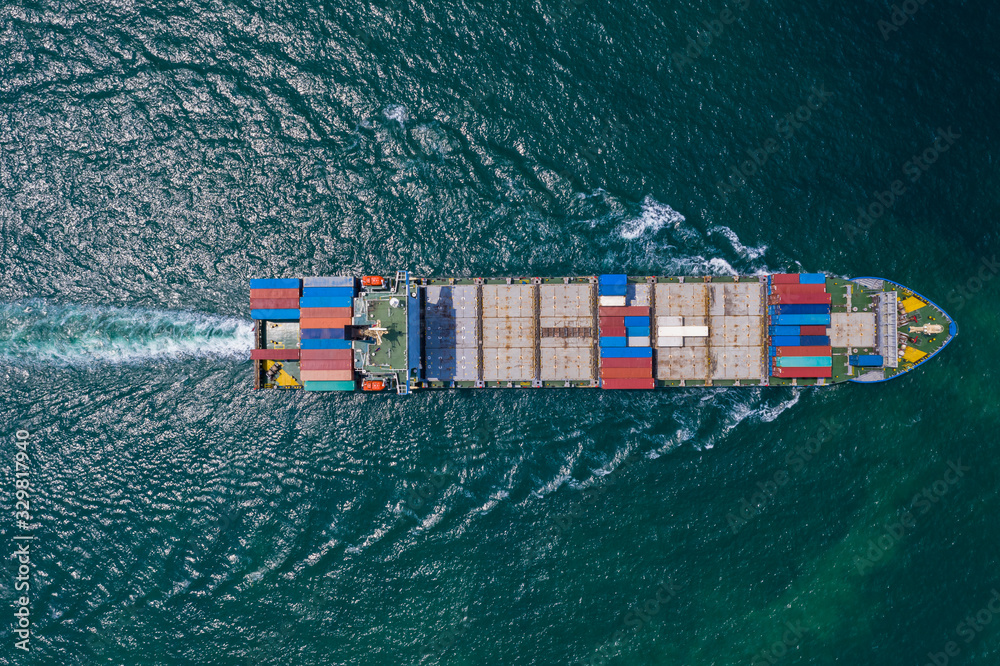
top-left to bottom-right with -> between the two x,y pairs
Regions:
297,307 -> 352,319
300,369 -> 354,382
299,317 -> 352,329
250,288 -> 300,299
771,274 -> 801,284
600,367 -> 653,379
770,293 -> 832,305
771,367 -> 833,378
250,348 -> 300,361
772,284 -> 827,294
299,359 -> 353,371
600,357 -> 654,369
775,346 -> 832,357
601,377 -> 656,389
300,349 -> 354,360
600,327 -> 627,338
250,298 -> 300,309
599,306 -> 650,317
599,316 -> 626,328
799,325 -> 828,336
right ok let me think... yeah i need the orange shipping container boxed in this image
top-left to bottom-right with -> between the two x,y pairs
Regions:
600,367 -> 653,379
300,369 -> 354,382
298,307 -> 352,319
299,317 -> 352,329
300,349 -> 354,360
250,288 -> 299,299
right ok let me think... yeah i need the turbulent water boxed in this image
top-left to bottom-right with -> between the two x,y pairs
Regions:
1,1 -> 999,664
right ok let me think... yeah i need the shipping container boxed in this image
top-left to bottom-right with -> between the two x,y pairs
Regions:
771,283 -> 828,294
626,326 -> 651,338
600,336 -> 627,348
623,316 -> 650,327
771,314 -> 832,326
599,306 -> 651,317
599,327 -> 627,338
301,328 -> 346,340
598,295 -> 627,307
771,274 -> 801,284
800,336 -> 830,346
303,276 -> 355,288
303,380 -> 356,392
299,359 -> 353,371
771,336 -> 803,347
299,317 -> 353,329
297,307 -> 352,319
774,346 -> 833,357
599,316 -> 626,328
250,349 -> 301,360
600,367 -> 653,379
799,325 -> 828,336
299,296 -> 354,309
601,347 -> 653,358
598,284 -> 627,296
771,367 -> 833,379
850,355 -> 885,367
769,304 -> 831,315
599,274 -> 628,285
769,292 -> 833,305
798,273 -> 827,284
250,288 -> 300,299
300,339 -> 353,350
627,336 -> 650,347
656,336 -> 683,347
600,357 -> 654,369
250,298 -> 300,309
250,309 -> 300,321
302,287 -> 355,298
601,377 -> 656,389
300,369 -> 354,382
775,356 -> 833,368
250,278 -> 300,290
300,349 -> 353,360
769,326 -> 801,336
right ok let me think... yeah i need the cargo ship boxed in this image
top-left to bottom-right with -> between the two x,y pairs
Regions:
249,273 -> 957,393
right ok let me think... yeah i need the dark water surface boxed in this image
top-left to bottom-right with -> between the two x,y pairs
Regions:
1,0 -> 999,664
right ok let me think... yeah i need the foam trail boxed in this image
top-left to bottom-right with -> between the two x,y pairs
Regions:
619,196 -> 685,239
0,300 -> 253,365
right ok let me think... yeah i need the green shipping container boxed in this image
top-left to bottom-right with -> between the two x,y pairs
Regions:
775,356 -> 833,368
304,380 -> 356,392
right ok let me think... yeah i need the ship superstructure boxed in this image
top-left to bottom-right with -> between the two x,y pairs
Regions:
249,273 -> 956,392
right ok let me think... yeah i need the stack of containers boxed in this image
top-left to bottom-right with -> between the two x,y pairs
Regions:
767,273 -> 833,378
598,275 -> 654,389
250,279 -> 301,320
299,276 -> 356,392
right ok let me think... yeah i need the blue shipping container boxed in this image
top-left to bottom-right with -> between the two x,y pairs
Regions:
599,274 -> 627,285
770,304 -> 832,315
299,296 -> 353,309
300,339 -> 352,350
301,328 -> 346,340
599,336 -> 627,348
626,326 -> 651,337
772,314 -> 832,326
850,354 -> 885,367
250,278 -> 300,290
599,284 -> 627,296
798,273 -> 826,284
600,347 -> 653,358
769,326 -> 801,336
303,276 -> 354,288
771,336 -> 803,347
800,336 -> 831,346
302,287 -> 355,298
623,316 -> 650,327
250,308 -> 300,320
776,356 -> 833,368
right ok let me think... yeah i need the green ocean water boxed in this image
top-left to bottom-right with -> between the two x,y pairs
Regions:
1,0 -> 999,664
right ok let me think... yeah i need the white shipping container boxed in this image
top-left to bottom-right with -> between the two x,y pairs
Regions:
656,316 -> 684,326
599,295 -> 627,307
627,336 -> 650,347
657,336 -> 683,347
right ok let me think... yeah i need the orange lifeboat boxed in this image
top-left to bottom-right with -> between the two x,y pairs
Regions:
362,275 -> 384,287
362,380 -> 386,392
